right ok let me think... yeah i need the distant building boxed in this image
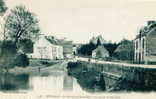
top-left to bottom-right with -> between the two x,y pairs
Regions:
31,34 -> 63,60
92,45 -> 109,59
72,44 -> 83,55
59,40 -> 73,58
72,45 -> 77,56
134,20 -> 156,64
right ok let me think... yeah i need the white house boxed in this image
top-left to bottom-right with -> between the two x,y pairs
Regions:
92,46 -> 109,59
31,34 -> 63,60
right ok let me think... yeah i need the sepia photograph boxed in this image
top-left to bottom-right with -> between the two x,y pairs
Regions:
0,0 -> 156,99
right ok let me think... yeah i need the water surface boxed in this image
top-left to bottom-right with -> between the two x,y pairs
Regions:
0,70 -> 86,94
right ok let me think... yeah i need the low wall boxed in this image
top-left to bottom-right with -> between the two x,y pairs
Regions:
69,60 -> 156,91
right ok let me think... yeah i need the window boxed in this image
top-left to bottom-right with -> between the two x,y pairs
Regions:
136,53 -> 138,61
142,38 -> 145,48
52,47 -> 56,52
136,41 -> 138,49
37,47 -> 47,59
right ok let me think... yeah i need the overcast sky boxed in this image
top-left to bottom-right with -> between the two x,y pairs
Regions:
5,0 -> 156,43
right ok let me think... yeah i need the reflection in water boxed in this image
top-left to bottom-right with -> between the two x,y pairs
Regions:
63,75 -> 73,91
0,73 -> 29,91
0,71 -> 86,93
29,72 -> 85,93
29,74 -> 64,92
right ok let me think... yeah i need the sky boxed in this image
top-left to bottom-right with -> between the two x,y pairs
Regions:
4,0 -> 156,43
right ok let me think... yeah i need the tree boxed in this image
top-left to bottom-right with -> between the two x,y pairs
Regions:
77,42 -> 97,56
0,5 -> 40,69
13,53 -> 29,67
3,5 -> 40,46
113,39 -> 134,61
0,0 -> 7,16
0,40 -> 17,70
19,38 -> 33,53
104,43 -> 119,57
0,0 -> 7,40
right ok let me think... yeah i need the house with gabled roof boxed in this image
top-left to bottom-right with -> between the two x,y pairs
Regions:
92,45 -> 109,59
31,34 -> 63,60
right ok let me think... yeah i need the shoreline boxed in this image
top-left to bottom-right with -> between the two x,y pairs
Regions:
0,60 -> 66,75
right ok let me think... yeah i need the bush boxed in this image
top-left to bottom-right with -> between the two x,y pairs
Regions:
14,53 -> 29,67
77,42 -> 97,56
0,40 -> 17,57
39,60 -> 58,66
0,40 -> 17,68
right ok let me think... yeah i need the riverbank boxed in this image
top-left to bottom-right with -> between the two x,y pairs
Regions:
67,60 -> 156,92
0,59 -> 67,76
67,61 -> 106,92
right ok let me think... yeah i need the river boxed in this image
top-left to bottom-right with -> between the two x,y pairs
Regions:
0,67 -> 88,95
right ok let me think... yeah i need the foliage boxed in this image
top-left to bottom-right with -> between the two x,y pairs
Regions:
113,39 -> 134,60
77,42 -> 97,56
4,5 -> 40,44
0,40 -> 31,68
0,0 -> 7,15
39,60 -> 58,66
0,5 -> 40,69
0,40 -> 17,68
67,61 -> 106,91
77,41 -> 118,57
104,43 -> 119,57
0,40 -> 17,57
19,39 -> 33,53
13,53 -> 29,67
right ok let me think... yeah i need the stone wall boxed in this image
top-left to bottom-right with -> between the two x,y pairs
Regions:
77,61 -> 156,91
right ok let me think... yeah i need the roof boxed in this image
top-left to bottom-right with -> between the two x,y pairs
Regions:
93,45 -> 108,53
58,40 -> 72,45
38,35 -> 73,46
44,36 -> 60,45
58,40 -> 73,54
135,22 -> 156,39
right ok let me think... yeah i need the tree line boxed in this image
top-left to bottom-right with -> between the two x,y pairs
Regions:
77,38 -> 134,62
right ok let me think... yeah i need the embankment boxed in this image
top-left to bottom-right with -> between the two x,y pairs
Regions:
67,61 -> 156,92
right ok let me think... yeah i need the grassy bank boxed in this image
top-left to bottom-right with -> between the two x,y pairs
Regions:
0,59 -> 62,75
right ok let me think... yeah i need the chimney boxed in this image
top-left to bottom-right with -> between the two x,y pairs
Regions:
147,20 -> 155,26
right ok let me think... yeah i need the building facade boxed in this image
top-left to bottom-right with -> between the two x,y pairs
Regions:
59,40 -> 73,58
92,45 -> 109,59
134,21 -> 156,64
31,35 -> 63,60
